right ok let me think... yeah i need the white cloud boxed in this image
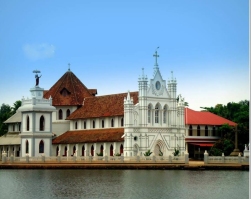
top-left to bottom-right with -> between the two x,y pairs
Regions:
23,43 -> 55,60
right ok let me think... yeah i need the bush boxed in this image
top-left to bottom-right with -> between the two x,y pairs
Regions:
144,150 -> 152,156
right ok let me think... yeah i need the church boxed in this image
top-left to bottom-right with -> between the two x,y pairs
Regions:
0,51 -> 236,159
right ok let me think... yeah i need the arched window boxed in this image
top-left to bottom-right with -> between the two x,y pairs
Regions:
26,116 -> 30,131
155,104 -> 159,123
66,109 -> 70,117
197,125 -> 200,136
148,104 -> 151,123
205,126 -> 208,136
163,105 -> 167,123
189,125 -> 193,136
18,124 -> 21,131
110,144 -> 113,156
111,119 -> 114,127
93,120 -> 95,129
73,146 -> 76,155
120,144 -> 123,155
75,122 -> 78,129
100,145 -> 104,155
84,121 -> 86,129
39,140 -> 44,153
56,146 -> 59,156
91,145 -> 94,156
212,126 -> 216,136
25,140 -> 29,154
40,116 -> 45,131
59,109 -> 63,120
121,118 -> 124,127
82,145 -> 85,156
102,120 -> 104,128
12,124 -> 15,132
64,146 -> 67,156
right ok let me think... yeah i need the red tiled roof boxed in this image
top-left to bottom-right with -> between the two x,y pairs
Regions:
43,70 -> 95,106
185,108 -> 237,126
52,128 -> 124,144
67,92 -> 138,120
88,89 -> 97,96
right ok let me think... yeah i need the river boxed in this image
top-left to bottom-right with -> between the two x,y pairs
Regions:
0,170 -> 249,199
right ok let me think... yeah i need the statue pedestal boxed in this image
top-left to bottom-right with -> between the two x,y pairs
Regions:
230,149 -> 242,156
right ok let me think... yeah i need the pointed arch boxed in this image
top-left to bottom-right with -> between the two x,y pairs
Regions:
100,145 -> 104,155
66,109 -> 71,117
110,144 -> 113,156
26,116 -> 30,131
120,144 -> 123,155
40,116 -> 45,131
75,121 -> 78,129
82,145 -> 85,156
213,126 -> 216,136
111,119 -> 114,127
91,145 -> 94,156
39,140 -> 44,153
93,120 -> 95,129
205,125 -> 208,136
121,118 -> 124,127
64,146 -> 67,156
155,140 -> 166,156
197,125 -> 200,136
133,144 -> 139,156
189,125 -> 193,136
73,146 -> 76,155
25,140 -> 29,154
148,103 -> 153,123
163,105 -> 168,124
84,121 -> 86,129
102,119 -> 105,128
56,146 -> 59,156
155,103 -> 161,123
59,109 -> 63,120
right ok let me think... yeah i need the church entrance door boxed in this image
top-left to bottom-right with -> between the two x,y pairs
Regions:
154,144 -> 161,156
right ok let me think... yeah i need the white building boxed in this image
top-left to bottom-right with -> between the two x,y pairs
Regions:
1,51 -> 235,159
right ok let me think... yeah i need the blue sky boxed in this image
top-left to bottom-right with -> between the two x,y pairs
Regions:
0,0 -> 249,111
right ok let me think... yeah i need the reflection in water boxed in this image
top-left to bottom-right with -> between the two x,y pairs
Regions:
0,170 -> 249,199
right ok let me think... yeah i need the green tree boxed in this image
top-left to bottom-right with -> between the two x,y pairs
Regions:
201,100 -> 249,152
0,100 -> 22,136
0,104 -> 12,136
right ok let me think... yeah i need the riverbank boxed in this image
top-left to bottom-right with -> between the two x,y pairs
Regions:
0,161 -> 249,170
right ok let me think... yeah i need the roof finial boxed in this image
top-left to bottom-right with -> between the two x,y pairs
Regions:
142,68 -> 144,78
68,63 -> 71,71
171,71 -> 173,80
153,47 -> 159,68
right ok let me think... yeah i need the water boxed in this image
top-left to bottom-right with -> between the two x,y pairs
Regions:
0,170 -> 249,199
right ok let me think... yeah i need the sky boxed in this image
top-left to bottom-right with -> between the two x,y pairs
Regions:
0,0 -> 249,111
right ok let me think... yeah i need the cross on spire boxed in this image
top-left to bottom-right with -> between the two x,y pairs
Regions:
153,47 -> 159,68
68,63 -> 71,71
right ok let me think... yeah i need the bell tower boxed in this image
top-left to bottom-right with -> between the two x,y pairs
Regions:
19,70 -> 56,157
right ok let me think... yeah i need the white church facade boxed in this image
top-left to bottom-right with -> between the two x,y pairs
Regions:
0,51 -> 236,159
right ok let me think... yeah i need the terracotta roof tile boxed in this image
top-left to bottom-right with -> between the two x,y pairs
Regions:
43,71 -> 95,106
67,92 -> 138,119
185,108 -> 237,126
52,128 -> 124,144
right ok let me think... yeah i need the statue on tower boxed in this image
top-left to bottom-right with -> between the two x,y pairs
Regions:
33,70 -> 42,86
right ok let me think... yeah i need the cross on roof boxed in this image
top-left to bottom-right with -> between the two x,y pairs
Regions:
153,47 -> 159,67
68,63 -> 71,71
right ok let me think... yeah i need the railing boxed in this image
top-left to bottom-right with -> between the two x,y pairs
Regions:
1,154 -> 188,164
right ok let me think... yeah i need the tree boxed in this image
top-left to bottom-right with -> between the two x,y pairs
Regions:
201,100 -> 249,152
0,100 -> 22,136
12,100 -> 21,115
0,104 -> 12,136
